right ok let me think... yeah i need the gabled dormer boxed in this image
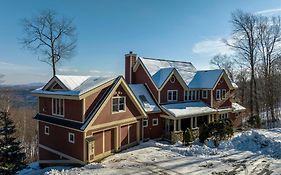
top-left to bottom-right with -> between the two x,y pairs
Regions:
32,75 -> 115,123
188,69 -> 236,108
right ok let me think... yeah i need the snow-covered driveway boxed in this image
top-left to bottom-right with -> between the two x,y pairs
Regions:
20,129 -> 281,175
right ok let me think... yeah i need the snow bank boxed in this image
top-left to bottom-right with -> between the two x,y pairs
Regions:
219,130 -> 281,158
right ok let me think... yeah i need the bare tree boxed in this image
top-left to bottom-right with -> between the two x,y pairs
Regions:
256,16 -> 281,126
21,9 -> 77,76
225,10 -> 259,119
210,54 -> 235,81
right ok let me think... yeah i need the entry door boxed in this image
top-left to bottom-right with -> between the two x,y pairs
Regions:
88,141 -> 95,161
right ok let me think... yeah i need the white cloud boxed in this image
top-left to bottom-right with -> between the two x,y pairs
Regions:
255,8 -> 281,16
192,38 -> 234,56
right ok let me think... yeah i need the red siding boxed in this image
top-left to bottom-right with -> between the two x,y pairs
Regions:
201,90 -> 212,106
92,85 -> 141,126
160,74 -> 185,103
104,129 -> 114,152
144,113 -> 164,139
125,54 -> 137,84
93,131 -> 103,155
129,123 -> 137,143
39,121 -> 84,161
134,64 -> 159,102
39,97 -> 83,122
213,76 -> 231,108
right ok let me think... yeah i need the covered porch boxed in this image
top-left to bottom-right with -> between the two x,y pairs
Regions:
161,101 -> 217,142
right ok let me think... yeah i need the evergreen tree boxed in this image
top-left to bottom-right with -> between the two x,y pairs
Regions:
0,111 -> 26,174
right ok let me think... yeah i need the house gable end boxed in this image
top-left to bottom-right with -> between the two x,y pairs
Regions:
82,77 -> 146,131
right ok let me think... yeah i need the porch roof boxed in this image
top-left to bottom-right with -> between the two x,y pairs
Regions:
161,101 -> 216,118
232,102 -> 246,112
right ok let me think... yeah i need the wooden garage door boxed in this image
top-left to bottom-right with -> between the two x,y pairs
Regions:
104,129 -> 115,152
121,123 -> 138,147
129,123 -> 137,143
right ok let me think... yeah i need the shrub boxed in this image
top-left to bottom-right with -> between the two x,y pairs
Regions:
183,128 -> 194,146
199,123 -> 209,144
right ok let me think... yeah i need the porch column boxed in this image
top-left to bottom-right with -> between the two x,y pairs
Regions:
178,119 -> 181,131
208,115 -> 211,123
195,117 -> 197,128
174,120 -> 177,131
191,117 -> 193,128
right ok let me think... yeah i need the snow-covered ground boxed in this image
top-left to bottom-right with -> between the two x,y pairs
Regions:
19,129 -> 281,175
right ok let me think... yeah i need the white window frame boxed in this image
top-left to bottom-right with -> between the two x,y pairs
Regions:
202,90 -> 208,99
219,113 -> 228,120
222,89 -> 227,99
44,126 -> 49,135
167,90 -> 178,102
52,98 -> 64,117
216,89 -> 221,100
112,96 -> 126,113
152,118 -> 159,126
68,132 -> 75,144
143,119 -> 148,127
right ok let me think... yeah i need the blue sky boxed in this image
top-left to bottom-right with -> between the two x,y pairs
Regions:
0,0 -> 280,84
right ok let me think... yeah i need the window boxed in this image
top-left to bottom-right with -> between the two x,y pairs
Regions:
52,98 -> 64,116
112,96 -> 126,113
139,95 -> 150,108
216,90 -> 221,100
167,90 -> 178,102
44,126 -> 49,135
202,90 -> 208,99
188,90 -> 200,101
184,91 -> 189,101
143,119 -> 148,127
222,89 -> 227,99
68,133 -> 75,143
219,113 -> 228,120
152,118 -> 158,126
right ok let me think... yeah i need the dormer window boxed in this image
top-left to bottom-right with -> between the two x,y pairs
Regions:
167,90 -> 178,102
112,96 -> 126,113
52,98 -> 64,116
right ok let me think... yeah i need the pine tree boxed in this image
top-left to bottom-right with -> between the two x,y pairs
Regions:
0,111 -> 26,175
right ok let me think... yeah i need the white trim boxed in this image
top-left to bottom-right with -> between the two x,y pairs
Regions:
143,118 -> 148,127
167,90 -> 178,102
216,89 -> 221,100
222,89 -> 227,99
68,132 -> 75,144
152,118 -> 158,126
112,96 -> 126,113
52,98 -> 65,117
44,125 -> 49,135
202,90 -> 208,99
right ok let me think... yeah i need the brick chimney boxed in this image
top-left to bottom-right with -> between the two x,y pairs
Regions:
125,51 -> 137,84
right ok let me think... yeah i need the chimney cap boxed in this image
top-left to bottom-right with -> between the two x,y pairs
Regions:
129,51 -> 133,54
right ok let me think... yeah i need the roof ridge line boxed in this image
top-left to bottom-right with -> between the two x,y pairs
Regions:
140,57 -> 192,64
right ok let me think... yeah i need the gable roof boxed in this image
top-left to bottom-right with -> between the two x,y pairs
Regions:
152,68 -> 174,88
188,69 -> 224,89
81,76 -> 147,130
129,84 -> 161,113
33,75 -> 115,97
139,57 -> 197,85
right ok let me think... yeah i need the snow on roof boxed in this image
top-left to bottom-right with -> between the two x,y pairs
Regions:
232,82 -> 238,89
152,68 -> 174,88
140,57 -> 197,85
161,101 -> 216,118
232,103 -> 246,112
33,76 -> 115,96
188,69 -> 224,89
56,75 -> 90,90
129,84 -> 161,113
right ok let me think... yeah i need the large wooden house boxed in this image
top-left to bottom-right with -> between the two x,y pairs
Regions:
32,52 -> 246,166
